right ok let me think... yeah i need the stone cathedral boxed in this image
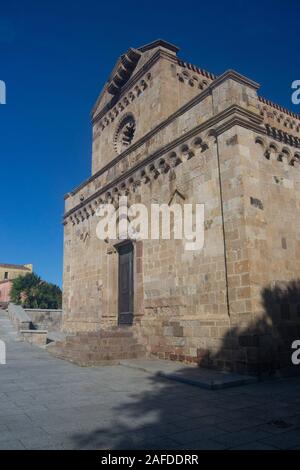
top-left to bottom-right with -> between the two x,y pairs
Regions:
50,40 -> 300,375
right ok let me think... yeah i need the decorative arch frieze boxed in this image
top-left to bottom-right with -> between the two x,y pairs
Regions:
264,124 -> 300,148
258,99 -> 300,143
255,135 -> 300,167
177,67 -> 211,91
65,130 -> 213,225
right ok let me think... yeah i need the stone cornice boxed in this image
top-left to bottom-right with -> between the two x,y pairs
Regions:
211,69 -> 260,91
106,48 -> 142,96
138,39 -> 179,54
63,105 -> 264,221
215,113 -> 266,137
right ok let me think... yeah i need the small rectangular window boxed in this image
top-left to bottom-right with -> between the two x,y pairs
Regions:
4,272 -> 8,280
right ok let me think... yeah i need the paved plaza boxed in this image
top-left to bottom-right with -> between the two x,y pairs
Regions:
1,309 -> 300,450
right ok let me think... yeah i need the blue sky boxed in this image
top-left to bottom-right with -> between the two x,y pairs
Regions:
0,0 -> 299,287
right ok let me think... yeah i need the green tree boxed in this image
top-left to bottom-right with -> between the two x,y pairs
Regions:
10,273 -> 62,309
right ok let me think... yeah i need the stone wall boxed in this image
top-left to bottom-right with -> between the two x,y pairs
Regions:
62,40 -> 300,375
24,309 -> 62,331
7,303 -> 62,333
63,215 -> 106,332
90,44 -> 214,175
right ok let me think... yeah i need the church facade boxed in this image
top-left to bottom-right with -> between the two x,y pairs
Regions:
60,40 -> 300,375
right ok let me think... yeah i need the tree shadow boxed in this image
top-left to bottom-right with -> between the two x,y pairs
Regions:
69,279 -> 300,449
70,371 -> 234,450
197,279 -> 300,377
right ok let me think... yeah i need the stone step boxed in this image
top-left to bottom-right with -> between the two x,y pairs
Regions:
47,327 -> 146,366
120,359 -> 258,390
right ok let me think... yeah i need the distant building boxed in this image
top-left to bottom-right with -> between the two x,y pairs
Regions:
0,264 -> 33,303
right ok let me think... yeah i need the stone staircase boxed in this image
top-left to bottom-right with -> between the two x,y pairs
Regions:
46,327 -> 146,366
0,308 -> 19,343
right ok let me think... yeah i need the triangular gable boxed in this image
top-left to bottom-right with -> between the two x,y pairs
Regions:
91,40 -> 179,119
91,48 -> 141,117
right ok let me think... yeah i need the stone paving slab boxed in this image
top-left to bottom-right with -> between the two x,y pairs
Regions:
1,309 -> 300,450
120,359 -> 257,389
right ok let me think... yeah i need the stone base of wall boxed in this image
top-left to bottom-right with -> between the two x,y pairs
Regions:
52,312 -> 300,375
62,311 -> 102,333
137,314 -> 300,377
